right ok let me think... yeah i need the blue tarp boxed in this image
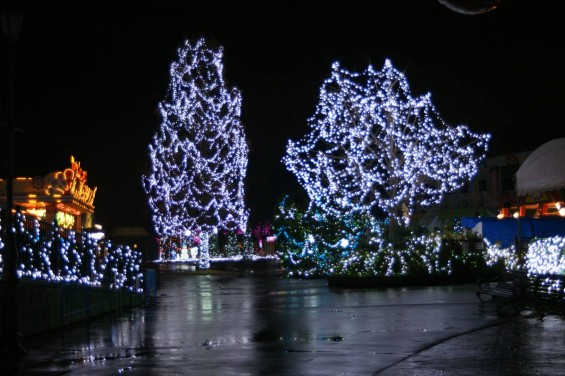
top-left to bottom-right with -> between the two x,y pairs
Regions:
461,217 -> 565,248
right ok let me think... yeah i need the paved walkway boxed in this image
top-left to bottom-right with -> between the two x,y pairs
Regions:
379,315 -> 565,375
2,272 -> 565,375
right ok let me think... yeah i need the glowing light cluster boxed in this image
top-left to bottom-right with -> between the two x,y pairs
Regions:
283,59 -> 490,226
525,236 -> 565,275
0,210 -> 143,292
482,236 -> 565,275
337,232 -> 447,277
143,38 -> 249,269
483,240 -> 521,271
273,196 -> 487,278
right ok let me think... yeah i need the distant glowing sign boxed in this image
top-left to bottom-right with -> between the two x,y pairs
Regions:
44,156 -> 97,207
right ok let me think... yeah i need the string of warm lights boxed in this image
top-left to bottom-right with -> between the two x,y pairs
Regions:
143,38 -> 249,269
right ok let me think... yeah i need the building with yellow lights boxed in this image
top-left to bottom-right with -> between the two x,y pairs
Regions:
0,156 -> 97,232
416,149 -> 565,228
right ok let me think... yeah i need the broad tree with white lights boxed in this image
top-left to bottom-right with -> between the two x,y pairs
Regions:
144,38 -> 249,268
284,59 -> 490,239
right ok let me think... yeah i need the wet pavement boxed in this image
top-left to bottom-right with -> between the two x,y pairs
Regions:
3,270 -> 565,375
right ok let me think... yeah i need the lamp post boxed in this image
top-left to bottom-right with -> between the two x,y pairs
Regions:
1,8 -> 25,357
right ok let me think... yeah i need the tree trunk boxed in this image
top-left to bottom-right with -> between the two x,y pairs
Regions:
388,216 -> 401,242
199,231 -> 210,269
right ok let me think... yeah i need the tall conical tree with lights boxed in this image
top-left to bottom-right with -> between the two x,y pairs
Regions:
144,38 -> 249,268
284,59 -> 490,239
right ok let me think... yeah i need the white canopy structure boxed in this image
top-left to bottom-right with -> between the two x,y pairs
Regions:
516,138 -> 565,196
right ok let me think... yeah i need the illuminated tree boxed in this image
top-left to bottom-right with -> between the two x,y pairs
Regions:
284,59 -> 490,238
144,38 -> 249,268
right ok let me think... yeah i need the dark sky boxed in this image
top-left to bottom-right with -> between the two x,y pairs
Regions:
2,0 -> 564,232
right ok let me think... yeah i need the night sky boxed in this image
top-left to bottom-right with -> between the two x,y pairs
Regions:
2,0 -> 564,233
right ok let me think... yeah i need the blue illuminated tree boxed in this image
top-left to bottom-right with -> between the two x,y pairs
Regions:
143,38 -> 249,268
284,59 -> 490,239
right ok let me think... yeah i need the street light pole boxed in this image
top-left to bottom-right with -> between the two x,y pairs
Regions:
0,8 -> 25,357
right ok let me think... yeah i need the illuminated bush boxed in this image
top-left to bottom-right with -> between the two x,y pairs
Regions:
0,211 -> 143,292
525,236 -> 565,275
484,241 -> 521,271
274,195 -> 488,278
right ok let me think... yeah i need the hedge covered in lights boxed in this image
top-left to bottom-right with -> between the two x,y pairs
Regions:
477,236 -> 565,276
525,236 -> 565,275
270,194 -> 565,279
273,196 -> 489,278
0,211 -> 144,293
272,195 -> 565,278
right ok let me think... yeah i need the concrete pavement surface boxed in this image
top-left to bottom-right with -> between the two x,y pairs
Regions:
2,270 -> 565,375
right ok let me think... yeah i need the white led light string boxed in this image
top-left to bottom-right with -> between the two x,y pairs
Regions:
143,38 -> 249,268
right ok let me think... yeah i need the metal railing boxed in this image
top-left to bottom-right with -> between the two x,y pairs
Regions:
60,283 -> 116,327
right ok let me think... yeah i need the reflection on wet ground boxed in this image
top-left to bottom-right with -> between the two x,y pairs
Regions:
4,272 -> 565,375
379,315 -> 565,376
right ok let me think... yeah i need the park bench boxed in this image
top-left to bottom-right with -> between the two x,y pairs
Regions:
476,270 -> 530,313
527,273 -> 565,320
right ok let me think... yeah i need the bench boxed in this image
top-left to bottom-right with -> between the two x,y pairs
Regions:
527,273 -> 565,320
476,270 -> 530,313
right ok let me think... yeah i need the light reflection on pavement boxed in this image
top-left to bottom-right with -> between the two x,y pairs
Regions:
6,272 -> 563,375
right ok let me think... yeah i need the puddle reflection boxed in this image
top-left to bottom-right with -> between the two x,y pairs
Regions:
15,275 -> 511,375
